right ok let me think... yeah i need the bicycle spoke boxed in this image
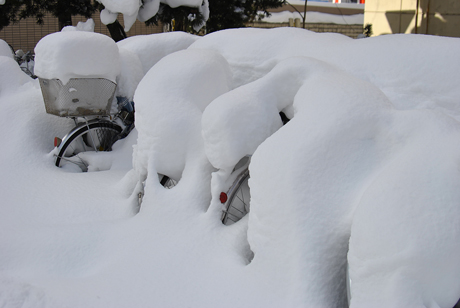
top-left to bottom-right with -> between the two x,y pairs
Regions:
59,154 -> 88,171
55,119 -> 122,172
231,206 -> 245,215
236,190 -> 245,205
223,171 -> 250,225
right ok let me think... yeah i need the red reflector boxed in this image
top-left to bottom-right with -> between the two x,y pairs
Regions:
220,192 -> 228,204
54,137 -> 62,147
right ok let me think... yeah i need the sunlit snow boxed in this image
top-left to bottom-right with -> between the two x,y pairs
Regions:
1,27 -> 460,308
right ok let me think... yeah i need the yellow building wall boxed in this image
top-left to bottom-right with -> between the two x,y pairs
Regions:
364,0 -> 460,37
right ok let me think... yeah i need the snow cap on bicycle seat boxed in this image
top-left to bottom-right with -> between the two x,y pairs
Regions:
35,31 -> 120,85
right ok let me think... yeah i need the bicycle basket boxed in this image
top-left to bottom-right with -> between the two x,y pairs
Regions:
39,78 -> 117,117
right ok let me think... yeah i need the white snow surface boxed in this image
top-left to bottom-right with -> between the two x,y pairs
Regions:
133,48 -> 232,181
117,32 -> 200,74
100,8 -> 119,25
61,18 -> 96,32
0,39 -> 13,58
0,55 -> 33,94
1,27 -> 460,308
115,47 -> 144,100
34,31 -> 120,85
115,31 -> 200,98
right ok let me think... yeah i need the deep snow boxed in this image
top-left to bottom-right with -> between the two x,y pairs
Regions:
1,27 -> 460,308
34,31 -> 120,84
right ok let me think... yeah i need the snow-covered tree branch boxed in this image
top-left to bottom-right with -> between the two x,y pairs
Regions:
97,0 -> 209,32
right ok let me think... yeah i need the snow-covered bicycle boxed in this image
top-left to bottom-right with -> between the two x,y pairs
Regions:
39,77 -> 134,172
219,112 -> 290,225
15,49 -> 36,79
39,75 -> 178,193
220,156 -> 251,225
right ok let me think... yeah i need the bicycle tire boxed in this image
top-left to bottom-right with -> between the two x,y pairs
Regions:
138,174 -> 177,206
159,175 -> 178,189
221,168 -> 250,225
220,112 -> 289,225
55,119 -> 122,172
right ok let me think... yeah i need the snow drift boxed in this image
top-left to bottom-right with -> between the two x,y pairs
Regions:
1,28 -> 460,308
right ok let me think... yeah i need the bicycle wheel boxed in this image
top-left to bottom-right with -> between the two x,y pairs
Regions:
221,168 -> 250,225
55,119 -> 122,172
159,175 -> 178,189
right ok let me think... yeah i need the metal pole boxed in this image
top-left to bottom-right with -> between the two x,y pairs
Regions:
425,0 -> 430,34
303,0 -> 308,29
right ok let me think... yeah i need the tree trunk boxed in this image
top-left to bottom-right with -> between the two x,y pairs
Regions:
106,20 -> 127,42
174,18 -> 184,31
303,0 -> 307,29
58,13 -> 72,30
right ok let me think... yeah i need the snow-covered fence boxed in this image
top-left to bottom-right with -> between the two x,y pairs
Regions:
248,20 -> 364,38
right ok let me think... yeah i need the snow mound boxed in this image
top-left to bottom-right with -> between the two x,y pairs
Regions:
133,48 -> 232,182
195,28 -> 460,306
117,32 -> 199,74
348,111 -> 460,307
188,28 -> 351,87
0,56 -> 32,93
61,18 -> 96,32
116,47 -> 144,100
202,57 -> 311,170
190,28 -> 460,121
34,31 -> 120,85
202,46 -> 460,307
1,28 -> 460,308
0,39 -> 13,58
